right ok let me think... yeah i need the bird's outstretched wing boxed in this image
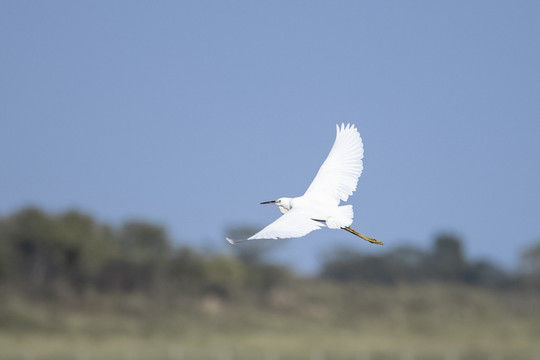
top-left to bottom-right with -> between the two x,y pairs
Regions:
303,123 -> 364,206
247,209 -> 324,240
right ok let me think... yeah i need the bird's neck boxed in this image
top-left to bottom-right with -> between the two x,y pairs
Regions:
278,197 -> 293,214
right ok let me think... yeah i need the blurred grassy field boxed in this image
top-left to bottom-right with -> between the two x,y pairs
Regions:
1,281 -> 540,360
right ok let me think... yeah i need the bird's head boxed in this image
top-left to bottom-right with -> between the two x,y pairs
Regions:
261,197 -> 292,214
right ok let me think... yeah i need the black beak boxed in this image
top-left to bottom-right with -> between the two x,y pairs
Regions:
260,200 -> 276,204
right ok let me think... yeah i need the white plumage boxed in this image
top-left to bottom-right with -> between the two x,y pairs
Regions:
303,123 -> 364,205
227,123 -> 382,245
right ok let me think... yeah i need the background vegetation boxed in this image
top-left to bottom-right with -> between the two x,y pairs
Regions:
1,207 -> 540,359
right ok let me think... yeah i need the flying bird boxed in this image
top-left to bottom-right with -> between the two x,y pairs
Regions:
227,123 -> 382,245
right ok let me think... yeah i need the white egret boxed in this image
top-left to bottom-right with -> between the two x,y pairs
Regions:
227,123 -> 382,245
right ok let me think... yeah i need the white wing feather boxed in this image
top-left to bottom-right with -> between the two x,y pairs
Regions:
303,123 -> 364,206
247,209 -> 324,240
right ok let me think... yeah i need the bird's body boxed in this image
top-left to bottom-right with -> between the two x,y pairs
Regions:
227,123 -> 382,245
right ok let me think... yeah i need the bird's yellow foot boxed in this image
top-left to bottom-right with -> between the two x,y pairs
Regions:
342,226 -> 384,245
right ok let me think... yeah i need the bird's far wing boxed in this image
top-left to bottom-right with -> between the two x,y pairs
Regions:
247,209 -> 324,240
303,123 -> 364,205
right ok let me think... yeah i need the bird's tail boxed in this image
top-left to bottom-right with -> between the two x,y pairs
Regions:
326,205 -> 354,229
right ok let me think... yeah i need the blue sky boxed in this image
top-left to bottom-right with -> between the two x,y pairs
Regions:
2,1 -> 539,273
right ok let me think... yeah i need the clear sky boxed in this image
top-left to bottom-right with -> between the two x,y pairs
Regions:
2,1 -> 539,273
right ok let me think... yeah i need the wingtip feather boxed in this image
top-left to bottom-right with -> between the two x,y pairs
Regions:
336,123 -> 358,134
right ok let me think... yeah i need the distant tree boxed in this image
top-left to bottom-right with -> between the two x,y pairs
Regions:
321,248 -> 395,283
518,241 -> 540,288
167,247 -> 207,293
203,255 -> 246,298
119,221 -> 171,257
0,217 -> 11,283
243,263 -> 292,298
321,236 -> 492,285
99,221 -> 171,292
386,246 -> 430,282
4,208 -> 55,291
53,210 -> 114,290
0,208 -> 119,294
461,260 -> 509,288
430,234 -> 467,281
322,245 -> 440,284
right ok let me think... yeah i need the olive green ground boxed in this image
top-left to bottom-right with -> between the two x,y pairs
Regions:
1,282 -> 539,360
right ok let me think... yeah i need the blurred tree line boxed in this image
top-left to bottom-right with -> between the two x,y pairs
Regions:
1,207 -> 540,300
322,234 -> 540,288
0,207 -> 290,299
